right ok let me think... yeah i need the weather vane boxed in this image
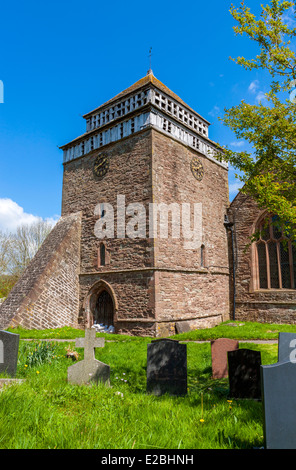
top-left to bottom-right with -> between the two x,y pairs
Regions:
148,47 -> 153,75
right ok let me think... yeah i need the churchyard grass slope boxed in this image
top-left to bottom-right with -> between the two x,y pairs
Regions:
0,322 -> 281,449
7,320 -> 296,341
173,320 -> 296,341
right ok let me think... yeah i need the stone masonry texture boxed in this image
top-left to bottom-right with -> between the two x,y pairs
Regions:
228,192 -> 296,324
0,213 -> 82,330
2,76 -> 295,334
61,127 -> 230,336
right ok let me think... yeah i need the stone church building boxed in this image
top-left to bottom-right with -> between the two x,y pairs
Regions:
0,72 -> 295,335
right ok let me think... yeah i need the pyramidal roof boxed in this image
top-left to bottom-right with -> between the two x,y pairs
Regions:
83,71 -> 203,121
60,70 -> 227,169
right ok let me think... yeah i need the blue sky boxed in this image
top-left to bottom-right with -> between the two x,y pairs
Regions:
0,0 -> 285,231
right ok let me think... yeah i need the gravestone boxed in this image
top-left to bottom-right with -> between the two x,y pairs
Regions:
175,321 -> 191,334
0,330 -> 20,377
227,348 -> 262,399
67,328 -> 109,386
211,338 -> 239,379
277,332 -> 296,363
146,338 -> 187,396
261,360 -> 296,449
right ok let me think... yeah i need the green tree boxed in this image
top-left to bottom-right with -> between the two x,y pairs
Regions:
0,230 -> 10,275
219,0 -> 296,239
0,230 -> 16,298
0,220 -> 54,298
8,220 -> 53,276
0,274 -> 19,298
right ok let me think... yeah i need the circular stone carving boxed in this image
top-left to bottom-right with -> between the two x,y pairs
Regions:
190,157 -> 204,181
93,153 -> 110,178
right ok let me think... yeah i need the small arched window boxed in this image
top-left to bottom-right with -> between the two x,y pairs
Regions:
201,244 -> 205,267
256,215 -> 296,289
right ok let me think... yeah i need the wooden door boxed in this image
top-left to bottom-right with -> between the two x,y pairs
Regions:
95,290 -> 114,326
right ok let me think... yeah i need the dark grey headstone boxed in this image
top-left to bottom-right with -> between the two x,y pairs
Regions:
227,348 -> 261,399
0,330 -> 20,377
261,360 -> 296,449
147,339 -> 187,396
278,332 -> 296,363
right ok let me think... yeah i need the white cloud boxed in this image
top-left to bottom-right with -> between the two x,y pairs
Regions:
229,182 -> 243,194
208,105 -> 220,117
0,198 -> 59,233
230,140 -> 245,148
282,7 -> 296,28
248,80 -> 260,93
248,80 -> 268,102
255,91 -> 267,103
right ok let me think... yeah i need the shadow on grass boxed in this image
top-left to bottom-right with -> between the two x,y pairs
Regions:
188,367 -> 229,397
217,430 -> 264,449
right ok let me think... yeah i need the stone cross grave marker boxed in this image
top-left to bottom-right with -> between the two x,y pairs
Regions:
0,330 -> 20,377
67,328 -> 109,386
146,338 -> 187,396
211,338 -> 239,379
277,332 -> 296,363
261,360 -> 296,449
227,348 -> 262,400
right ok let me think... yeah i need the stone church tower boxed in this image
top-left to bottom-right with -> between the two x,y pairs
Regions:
0,72 -> 231,335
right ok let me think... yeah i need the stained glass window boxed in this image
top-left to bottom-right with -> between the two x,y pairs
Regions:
256,216 -> 295,289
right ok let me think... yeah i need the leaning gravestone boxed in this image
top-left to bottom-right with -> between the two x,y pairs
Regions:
261,360 -> 296,449
211,338 -> 239,379
146,338 -> 187,396
227,348 -> 262,399
175,321 -> 191,334
67,328 -> 109,386
277,332 -> 296,363
0,330 -> 20,377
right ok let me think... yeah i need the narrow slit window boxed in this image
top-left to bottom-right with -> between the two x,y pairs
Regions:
201,245 -> 205,267
100,243 -> 106,266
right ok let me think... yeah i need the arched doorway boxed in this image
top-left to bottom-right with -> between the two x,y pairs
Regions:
94,290 -> 114,327
83,279 -> 118,329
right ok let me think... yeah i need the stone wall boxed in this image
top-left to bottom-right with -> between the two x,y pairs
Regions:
152,130 -> 229,270
61,127 -> 231,335
154,270 -> 230,336
79,270 -> 156,336
62,130 -> 156,334
0,213 -> 82,330
229,192 -> 296,323
151,130 -> 230,334
62,130 -> 153,272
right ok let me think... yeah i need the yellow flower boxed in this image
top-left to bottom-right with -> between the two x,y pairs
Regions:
200,419 -> 205,423
227,400 -> 232,403
24,365 -> 28,367
36,371 -> 40,374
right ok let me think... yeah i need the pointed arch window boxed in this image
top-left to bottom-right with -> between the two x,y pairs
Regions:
255,215 -> 296,289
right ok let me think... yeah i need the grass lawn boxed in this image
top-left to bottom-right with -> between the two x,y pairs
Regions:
0,320 -> 287,449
